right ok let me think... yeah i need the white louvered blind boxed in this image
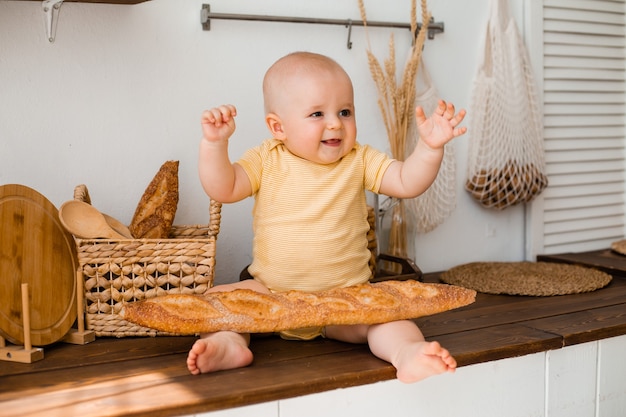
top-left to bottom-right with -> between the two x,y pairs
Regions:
530,0 -> 626,255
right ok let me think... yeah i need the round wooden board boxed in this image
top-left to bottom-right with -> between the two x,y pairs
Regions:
0,184 -> 78,346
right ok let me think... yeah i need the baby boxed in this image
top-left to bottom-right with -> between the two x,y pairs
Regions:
189,51 -> 467,383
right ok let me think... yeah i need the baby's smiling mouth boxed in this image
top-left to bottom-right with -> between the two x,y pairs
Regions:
322,138 -> 342,146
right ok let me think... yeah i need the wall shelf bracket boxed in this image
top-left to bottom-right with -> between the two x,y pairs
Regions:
42,0 -> 64,43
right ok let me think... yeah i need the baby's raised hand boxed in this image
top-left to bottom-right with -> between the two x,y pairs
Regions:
415,100 -> 466,150
201,104 -> 238,143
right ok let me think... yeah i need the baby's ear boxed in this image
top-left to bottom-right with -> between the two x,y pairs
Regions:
265,113 -> 286,140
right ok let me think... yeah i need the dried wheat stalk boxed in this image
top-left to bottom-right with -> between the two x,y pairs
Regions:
358,0 -> 431,264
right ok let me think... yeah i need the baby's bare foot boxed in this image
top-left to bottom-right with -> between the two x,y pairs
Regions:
187,332 -> 253,375
394,341 -> 456,383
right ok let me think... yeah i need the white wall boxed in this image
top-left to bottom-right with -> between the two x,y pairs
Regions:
0,0 -> 528,283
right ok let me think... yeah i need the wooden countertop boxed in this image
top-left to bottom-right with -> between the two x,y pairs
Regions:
2,250 -> 626,417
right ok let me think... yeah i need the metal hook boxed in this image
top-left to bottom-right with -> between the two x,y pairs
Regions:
42,0 -> 64,43
345,19 -> 353,50
426,17 -> 444,40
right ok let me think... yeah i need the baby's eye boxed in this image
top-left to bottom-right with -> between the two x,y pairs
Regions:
310,111 -> 323,118
339,109 -> 352,117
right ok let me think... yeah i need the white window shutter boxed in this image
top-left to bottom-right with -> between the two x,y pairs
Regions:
525,0 -> 626,258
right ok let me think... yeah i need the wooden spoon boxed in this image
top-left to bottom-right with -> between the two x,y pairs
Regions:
59,200 -> 129,239
101,213 -> 133,238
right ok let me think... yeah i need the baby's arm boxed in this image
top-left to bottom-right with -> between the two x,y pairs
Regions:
198,105 -> 252,203
379,100 -> 466,199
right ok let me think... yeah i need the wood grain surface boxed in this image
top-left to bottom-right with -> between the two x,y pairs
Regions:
0,184 -> 77,346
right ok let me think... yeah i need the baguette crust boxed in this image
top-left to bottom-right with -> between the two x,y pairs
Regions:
129,160 -> 179,239
120,280 -> 476,334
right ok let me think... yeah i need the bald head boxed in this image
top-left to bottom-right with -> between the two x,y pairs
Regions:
262,52 -> 353,115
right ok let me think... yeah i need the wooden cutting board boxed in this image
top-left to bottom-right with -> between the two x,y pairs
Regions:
0,184 -> 78,346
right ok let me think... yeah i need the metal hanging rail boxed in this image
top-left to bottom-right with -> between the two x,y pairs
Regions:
200,4 -> 444,49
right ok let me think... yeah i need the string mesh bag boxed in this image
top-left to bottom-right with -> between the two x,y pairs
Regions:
405,60 -> 457,233
465,0 -> 548,210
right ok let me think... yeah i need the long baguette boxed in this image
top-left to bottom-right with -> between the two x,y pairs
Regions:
119,280 -> 476,334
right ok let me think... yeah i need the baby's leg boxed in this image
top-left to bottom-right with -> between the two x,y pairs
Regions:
327,320 -> 455,383
367,320 -> 456,383
186,279 -> 270,375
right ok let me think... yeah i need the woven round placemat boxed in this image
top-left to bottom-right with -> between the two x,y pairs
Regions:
440,262 -> 612,296
610,239 -> 626,256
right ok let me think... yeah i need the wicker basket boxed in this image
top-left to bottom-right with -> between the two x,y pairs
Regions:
72,185 -> 221,337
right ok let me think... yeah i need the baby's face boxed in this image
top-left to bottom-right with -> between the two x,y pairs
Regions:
273,69 -> 357,165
